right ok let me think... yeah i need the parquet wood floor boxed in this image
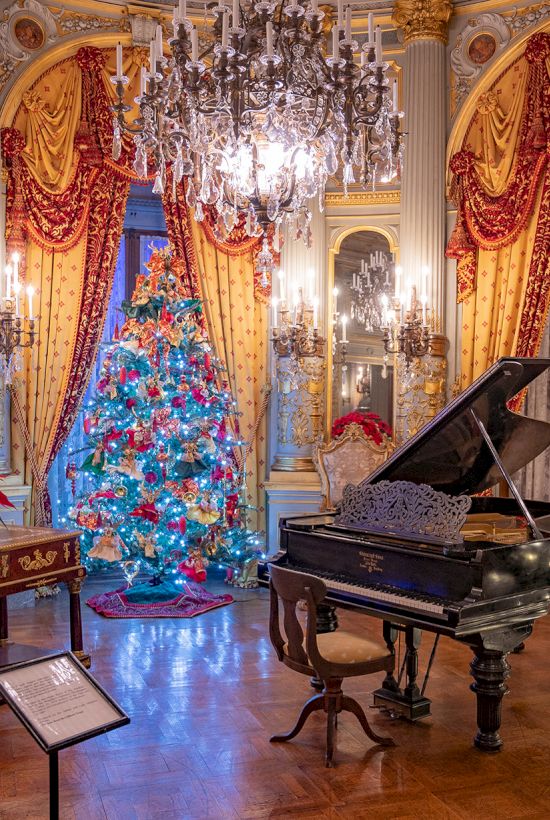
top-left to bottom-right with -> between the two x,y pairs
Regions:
1,576 -> 550,819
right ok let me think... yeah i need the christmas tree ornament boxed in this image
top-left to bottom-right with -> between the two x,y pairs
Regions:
88,525 -> 124,562
122,560 -> 140,587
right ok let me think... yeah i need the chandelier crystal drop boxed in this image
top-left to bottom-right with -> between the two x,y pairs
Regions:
111,1 -> 404,250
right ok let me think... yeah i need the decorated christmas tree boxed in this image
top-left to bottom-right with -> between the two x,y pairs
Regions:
69,249 -> 263,591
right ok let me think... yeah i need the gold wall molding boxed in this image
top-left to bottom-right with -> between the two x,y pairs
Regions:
325,190 -> 400,208
392,0 -> 453,44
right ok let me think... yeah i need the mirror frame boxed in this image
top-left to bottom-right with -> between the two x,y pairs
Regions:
326,224 -> 399,438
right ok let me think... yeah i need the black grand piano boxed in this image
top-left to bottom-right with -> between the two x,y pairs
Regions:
263,358 -> 550,752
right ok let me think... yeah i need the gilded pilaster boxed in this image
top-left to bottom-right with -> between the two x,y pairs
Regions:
392,0 -> 453,45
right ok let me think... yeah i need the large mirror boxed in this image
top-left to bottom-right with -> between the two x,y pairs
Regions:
330,229 -> 395,433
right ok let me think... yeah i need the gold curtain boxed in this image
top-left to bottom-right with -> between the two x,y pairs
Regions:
189,219 -> 269,531
11,241 -> 87,522
446,32 -> 550,388
3,47 -> 136,523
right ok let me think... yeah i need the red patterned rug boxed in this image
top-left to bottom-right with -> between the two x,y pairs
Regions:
86,579 -> 233,618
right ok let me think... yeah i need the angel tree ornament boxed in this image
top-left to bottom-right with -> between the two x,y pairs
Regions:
67,248 -> 264,584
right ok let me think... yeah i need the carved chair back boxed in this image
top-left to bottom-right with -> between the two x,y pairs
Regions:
315,423 -> 393,510
269,564 -> 327,676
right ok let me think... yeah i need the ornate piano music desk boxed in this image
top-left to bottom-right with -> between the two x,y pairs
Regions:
0,526 -> 89,667
264,358 -> 550,752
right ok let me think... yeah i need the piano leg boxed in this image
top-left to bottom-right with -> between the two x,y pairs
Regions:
470,647 -> 510,752
373,624 -> 432,721
468,625 -> 532,752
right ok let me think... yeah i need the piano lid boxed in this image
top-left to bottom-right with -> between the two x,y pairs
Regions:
366,358 -> 550,497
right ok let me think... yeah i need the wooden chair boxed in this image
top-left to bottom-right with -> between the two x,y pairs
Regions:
315,423 -> 393,510
268,564 -> 395,767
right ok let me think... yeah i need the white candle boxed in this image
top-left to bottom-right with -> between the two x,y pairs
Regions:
311,0 -> 318,11
381,294 -> 388,327
332,286 -> 338,315
361,50 -> 367,70
341,314 -> 348,343
266,21 -> 273,57
392,78 -> 398,112
345,6 -> 351,40
26,285 -> 34,319
232,0 -> 239,26
422,264 -> 430,295
337,0 -> 343,28
272,297 -> 279,329
13,281 -> 21,317
332,25 -> 339,57
140,66 -> 147,95
368,12 -> 374,42
394,264 -> 402,298
375,25 -> 382,64
313,297 -> 319,330
156,24 -> 163,57
421,295 -> 427,326
179,0 -> 187,20
278,269 -> 285,303
222,11 -> 229,47
4,265 -> 11,300
149,39 -> 156,73
191,27 -> 198,61
116,42 -> 123,77
406,278 -> 413,310
11,252 -> 19,291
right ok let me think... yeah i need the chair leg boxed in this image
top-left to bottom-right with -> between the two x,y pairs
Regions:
341,694 -> 395,747
325,698 -> 337,767
270,693 -> 325,743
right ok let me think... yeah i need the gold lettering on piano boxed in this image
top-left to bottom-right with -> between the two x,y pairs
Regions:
18,550 -> 57,572
359,551 -> 384,574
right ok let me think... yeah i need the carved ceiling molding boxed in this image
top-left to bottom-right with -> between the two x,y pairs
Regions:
0,3 -> 131,100
450,12 -> 510,116
392,0 -> 453,45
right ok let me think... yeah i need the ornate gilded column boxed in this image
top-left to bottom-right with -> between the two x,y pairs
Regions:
270,202 -> 327,471
392,0 -> 452,317
394,336 -> 447,444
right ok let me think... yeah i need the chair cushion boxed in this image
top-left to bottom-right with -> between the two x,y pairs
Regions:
315,631 -> 388,664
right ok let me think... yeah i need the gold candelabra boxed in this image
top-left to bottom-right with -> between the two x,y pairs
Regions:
381,285 -> 431,367
1,254 -> 36,384
271,288 -> 325,358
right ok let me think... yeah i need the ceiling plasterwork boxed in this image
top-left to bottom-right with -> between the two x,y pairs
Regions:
450,3 -> 550,118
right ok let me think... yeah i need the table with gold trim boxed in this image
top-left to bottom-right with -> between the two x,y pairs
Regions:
0,526 -> 89,667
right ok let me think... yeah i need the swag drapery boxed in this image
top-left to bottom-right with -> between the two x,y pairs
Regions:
3,45 -> 270,526
163,179 -> 271,529
1,47 -> 143,524
446,32 -> 550,390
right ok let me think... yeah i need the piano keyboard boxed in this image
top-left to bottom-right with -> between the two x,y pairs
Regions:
286,564 -> 449,616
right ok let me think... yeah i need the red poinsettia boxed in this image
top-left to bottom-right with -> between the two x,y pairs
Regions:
331,411 -> 392,445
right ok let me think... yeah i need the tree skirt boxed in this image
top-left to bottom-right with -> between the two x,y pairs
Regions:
86,579 -> 233,618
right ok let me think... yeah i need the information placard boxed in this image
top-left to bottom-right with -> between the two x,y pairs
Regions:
0,652 -> 129,752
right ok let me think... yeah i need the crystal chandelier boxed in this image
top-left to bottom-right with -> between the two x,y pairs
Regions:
111,2 -> 403,253
350,251 -> 393,333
